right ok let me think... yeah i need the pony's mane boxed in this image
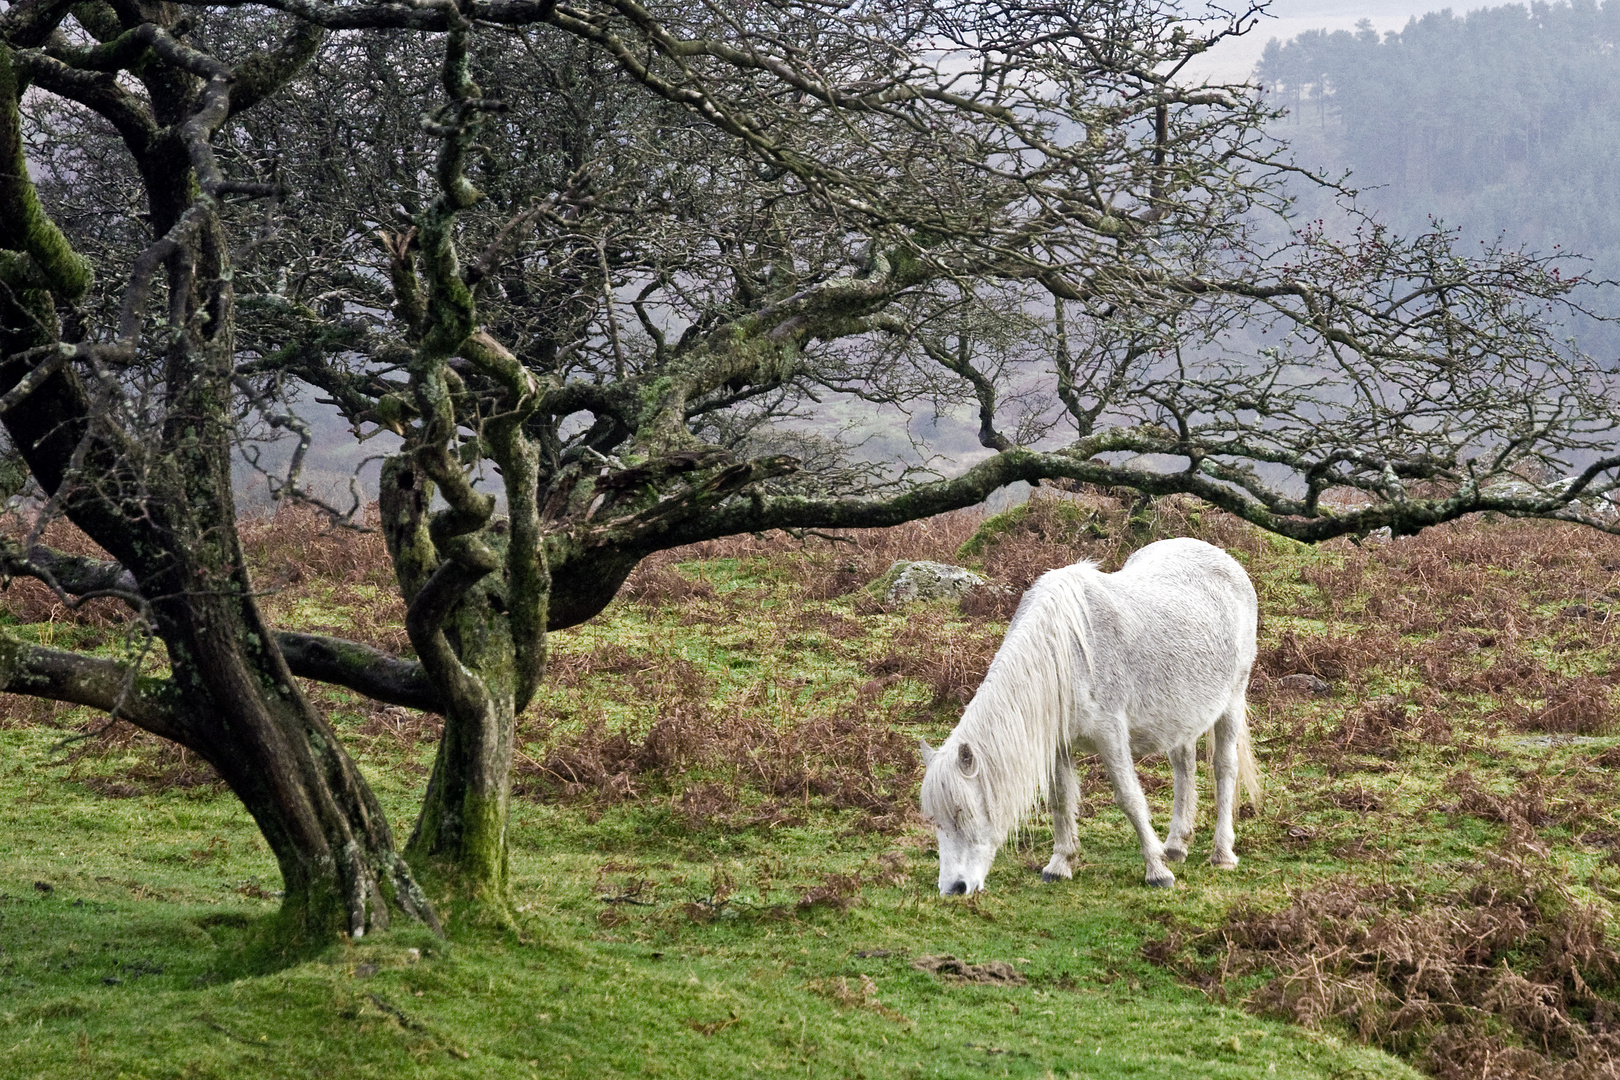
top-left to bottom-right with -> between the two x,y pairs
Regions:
923,563 -> 1099,841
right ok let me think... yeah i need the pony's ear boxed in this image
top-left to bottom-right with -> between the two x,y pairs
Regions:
957,741 -> 978,777
918,738 -> 936,767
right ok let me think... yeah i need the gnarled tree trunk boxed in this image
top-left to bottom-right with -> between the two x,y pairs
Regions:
0,348 -> 441,947
0,27 -> 437,945
380,457 -> 523,923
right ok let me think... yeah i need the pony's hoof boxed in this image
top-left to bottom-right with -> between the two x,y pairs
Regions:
1041,871 -> 1060,883
1211,855 -> 1239,870
1146,872 -> 1176,889
1164,846 -> 1188,864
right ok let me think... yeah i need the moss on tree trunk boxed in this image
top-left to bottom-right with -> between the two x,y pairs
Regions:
381,455 -> 525,927
404,601 -> 518,925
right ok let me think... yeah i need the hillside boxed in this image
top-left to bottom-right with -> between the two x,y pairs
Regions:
0,498 -> 1616,1078
1261,2 -> 1620,263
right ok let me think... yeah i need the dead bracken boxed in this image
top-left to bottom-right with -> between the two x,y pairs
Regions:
1145,823 -> 1620,1079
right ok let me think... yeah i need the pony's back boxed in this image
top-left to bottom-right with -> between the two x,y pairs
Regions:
1037,538 -> 1256,754
1116,537 -> 1258,665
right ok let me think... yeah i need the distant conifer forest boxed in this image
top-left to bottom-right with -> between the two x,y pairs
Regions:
1259,0 -> 1620,353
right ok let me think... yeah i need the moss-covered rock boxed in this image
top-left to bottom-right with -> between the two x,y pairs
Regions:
874,559 -> 986,603
956,497 -> 1108,560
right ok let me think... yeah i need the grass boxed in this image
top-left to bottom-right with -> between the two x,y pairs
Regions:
0,762 -> 1411,1079
0,493 -> 1617,1078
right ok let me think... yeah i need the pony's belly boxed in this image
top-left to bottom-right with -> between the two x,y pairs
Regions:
1071,700 -> 1225,758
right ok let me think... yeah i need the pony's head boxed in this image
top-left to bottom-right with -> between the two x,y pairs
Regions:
919,737 -> 1002,895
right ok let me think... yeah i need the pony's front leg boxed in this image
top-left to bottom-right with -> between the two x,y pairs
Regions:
1096,727 -> 1174,888
1041,745 -> 1079,883
1163,741 -> 1198,864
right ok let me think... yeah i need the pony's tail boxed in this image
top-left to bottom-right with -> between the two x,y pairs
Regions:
1207,696 -> 1262,810
1235,698 -> 1262,811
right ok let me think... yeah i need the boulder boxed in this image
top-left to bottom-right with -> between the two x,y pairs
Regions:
882,560 -> 987,604
1275,673 -> 1332,695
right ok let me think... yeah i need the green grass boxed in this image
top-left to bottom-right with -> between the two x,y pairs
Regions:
0,716 -> 1428,1079
0,724 -> 1419,1079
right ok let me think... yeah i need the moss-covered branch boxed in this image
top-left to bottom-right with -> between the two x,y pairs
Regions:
0,0 -> 78,49
0,631 -> 182,741
0,42 -> 93,300
228,18 -> 324,116
558,438 -> 1620,573
9,48 -> 157,156
462,330 -> 548,710
274,631 -> 443,714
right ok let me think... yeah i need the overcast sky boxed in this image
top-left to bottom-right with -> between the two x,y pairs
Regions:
1180,0 -> 1461,83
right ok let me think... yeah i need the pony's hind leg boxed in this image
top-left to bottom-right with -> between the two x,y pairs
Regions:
1210,698 -> 1243,869
1041,745 -> 1079,883
1163,741 -> 1198,864
1095,723 -> 1175,888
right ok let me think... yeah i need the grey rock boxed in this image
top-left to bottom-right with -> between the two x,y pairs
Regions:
883,560 -> 987,604
1275,673 -> 1332,695
1483,475 -> 1579,502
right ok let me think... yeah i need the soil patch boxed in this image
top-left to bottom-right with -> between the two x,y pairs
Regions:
910,954 -> 1027,985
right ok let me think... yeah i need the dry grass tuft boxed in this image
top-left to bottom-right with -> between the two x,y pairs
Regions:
1258,627 -> 1402,685
0,696 -> 78,730
1439,769 -> 1596,832
516,678 -> 923,832
803,974 -> 909,1022
238,505 -> 394,589
60,719 -> 224,797
957,582 -> 1023,622
621,562 -> 718,607
1514,678 -> 1618,736
347,699 -> 444,750
796,871 -> 865,913
864,610 -> 1000,709
1332,696 -> 1452,757
1147,826 -> 1620,1079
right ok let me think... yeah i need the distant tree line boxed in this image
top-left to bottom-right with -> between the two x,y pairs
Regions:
1258,1 -> 1620,290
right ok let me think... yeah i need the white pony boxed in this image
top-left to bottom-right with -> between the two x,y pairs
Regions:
920,537 -> 1260,894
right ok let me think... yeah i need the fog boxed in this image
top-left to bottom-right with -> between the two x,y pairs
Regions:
1181,0 -> 1443,84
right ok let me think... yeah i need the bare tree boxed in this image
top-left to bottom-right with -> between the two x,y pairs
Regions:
1,0 -> 1614,942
